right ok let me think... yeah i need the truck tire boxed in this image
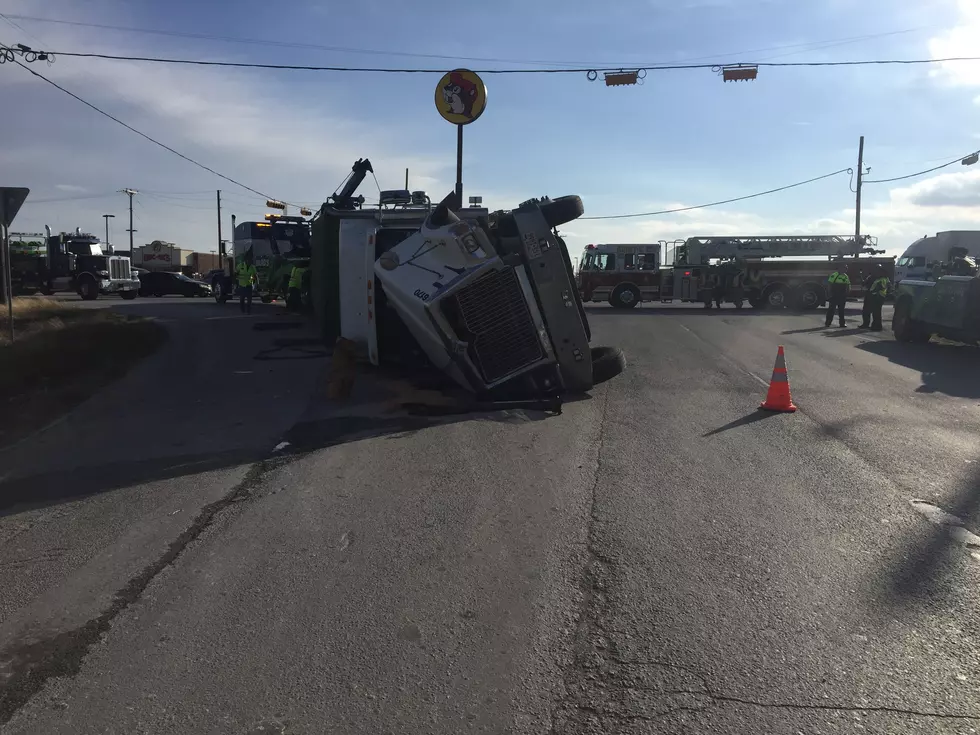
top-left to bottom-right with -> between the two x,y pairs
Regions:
610,284 -> 640,309
77,275 -> 98,301
893,298 -> 931,343
540,196 -> 585,228
591,346 -> 626,385
763,284 -> 786,309
795,283 -> 823,311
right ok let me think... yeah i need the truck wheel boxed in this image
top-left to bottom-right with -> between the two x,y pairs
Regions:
893,299 -> 931,343
764,284 -> 786,309
77,276 -> 98,301
747,293 -> 763,309
609,284 -> 640,309
540,196 -> 585,228
591,346 -> 626,385
795,284 -> 823,311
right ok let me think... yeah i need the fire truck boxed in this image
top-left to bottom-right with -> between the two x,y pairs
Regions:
577,235 -> 895,310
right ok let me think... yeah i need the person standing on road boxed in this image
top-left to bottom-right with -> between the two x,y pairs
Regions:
825,261 -> 851,327
860,265 -> 890,331
236,254 -> 258,315
286,262 -> 308,313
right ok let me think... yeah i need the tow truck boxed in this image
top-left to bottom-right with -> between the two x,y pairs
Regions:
578,235 -> 895,310
310,158 -> 624,399
10,227 -> 139,299
893,255 -> 980,344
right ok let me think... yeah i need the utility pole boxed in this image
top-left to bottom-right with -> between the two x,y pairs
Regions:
854,136 -> 865,247
121,188 -> 138,255
102,214 -> 115,253
216,190 -> 222,261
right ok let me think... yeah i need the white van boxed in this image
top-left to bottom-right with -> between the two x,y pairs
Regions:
895,231 -> 980,282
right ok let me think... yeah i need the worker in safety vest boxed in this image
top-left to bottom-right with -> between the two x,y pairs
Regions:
236,254 -> 258,314
286,262 -> 309,312
825,261 -> 851,328
860,265 -> 890,331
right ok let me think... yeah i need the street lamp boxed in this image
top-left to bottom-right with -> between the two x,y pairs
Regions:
102,214 -> 115,253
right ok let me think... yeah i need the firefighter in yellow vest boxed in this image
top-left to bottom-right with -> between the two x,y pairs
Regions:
860,264 -> 890,331
236,254 -> 258,314
825,261 -> 851,327
286,261 -> 309,312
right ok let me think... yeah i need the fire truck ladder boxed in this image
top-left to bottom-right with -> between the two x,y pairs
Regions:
682,235 -> 879,264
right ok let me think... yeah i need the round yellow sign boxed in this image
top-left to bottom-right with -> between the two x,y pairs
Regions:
435,69 -> 487,125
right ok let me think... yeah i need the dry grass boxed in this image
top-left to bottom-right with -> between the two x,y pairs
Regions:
0,297 -> 167,447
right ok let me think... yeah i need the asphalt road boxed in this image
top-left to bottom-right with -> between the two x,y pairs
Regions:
2,299 -> 979,734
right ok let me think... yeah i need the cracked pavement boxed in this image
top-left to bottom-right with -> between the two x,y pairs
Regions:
2,302 -> 980,733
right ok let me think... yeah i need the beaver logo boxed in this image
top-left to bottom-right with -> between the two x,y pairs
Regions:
435,69 -> 487,125
442,72 -> 477,119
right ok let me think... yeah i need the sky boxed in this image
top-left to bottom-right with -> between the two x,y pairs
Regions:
1,0 -> 979,260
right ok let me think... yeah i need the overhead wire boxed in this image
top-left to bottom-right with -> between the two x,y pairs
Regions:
25,49 -> 980,73
863,151 -> 980,183
580,168 -> 851,220
0,14 -> 935,69
8,58 -> 301,207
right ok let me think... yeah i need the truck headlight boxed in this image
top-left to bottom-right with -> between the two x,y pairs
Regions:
98,269 -> 110,277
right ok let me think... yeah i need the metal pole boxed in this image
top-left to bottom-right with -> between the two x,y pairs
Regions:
216,190 -> 222,260
102,214 -> 114,253
3,224 -> 13,343
121,189 -> 138,255
854,135 -> 865,247
405,168 -> 409,189
455,124 -> 463,209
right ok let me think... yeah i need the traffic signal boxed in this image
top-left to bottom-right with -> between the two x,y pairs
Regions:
604,71 -> 639,87
721,65 -> 758,82
299,207 -> 312,216
265,199 -> 286,210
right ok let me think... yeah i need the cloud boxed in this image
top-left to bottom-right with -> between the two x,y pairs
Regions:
55,184 -> 87,192
898,169 -> 980,207
929,0 -> 980,89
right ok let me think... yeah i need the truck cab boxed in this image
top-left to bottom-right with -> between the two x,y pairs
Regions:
312,171 -> 623,398
14,227 -> 139,299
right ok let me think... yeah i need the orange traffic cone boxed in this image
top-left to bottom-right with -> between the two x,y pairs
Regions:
760,345 -> 797,413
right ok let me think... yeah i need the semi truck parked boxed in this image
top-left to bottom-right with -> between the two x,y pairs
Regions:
10,227 -> 139,300
310,158 -> 624,399
894,231 -> 980,283
578,235 -> 894,310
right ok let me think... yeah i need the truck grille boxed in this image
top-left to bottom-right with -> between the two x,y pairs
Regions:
451,268 -> 544,383
108,258 -> 129,280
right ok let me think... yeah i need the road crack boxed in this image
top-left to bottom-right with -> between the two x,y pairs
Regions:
548,384 -> 980,732
0,453 -> 294,727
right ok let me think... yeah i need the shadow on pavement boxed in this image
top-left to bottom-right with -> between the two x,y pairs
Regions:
0,448 -> 263,517
855,340 -> 980,399
702,409 -> 782,437
880,464 -> 980,607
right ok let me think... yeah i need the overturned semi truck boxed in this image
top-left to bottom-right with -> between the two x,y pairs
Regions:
309,159 -> 625,399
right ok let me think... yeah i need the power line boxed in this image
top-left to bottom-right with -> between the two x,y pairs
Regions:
9,58 -> 296,206
580,169 -> 851,220
0,14 -> 934,69
24,48 -> 980,74
864,151 -> 980,184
